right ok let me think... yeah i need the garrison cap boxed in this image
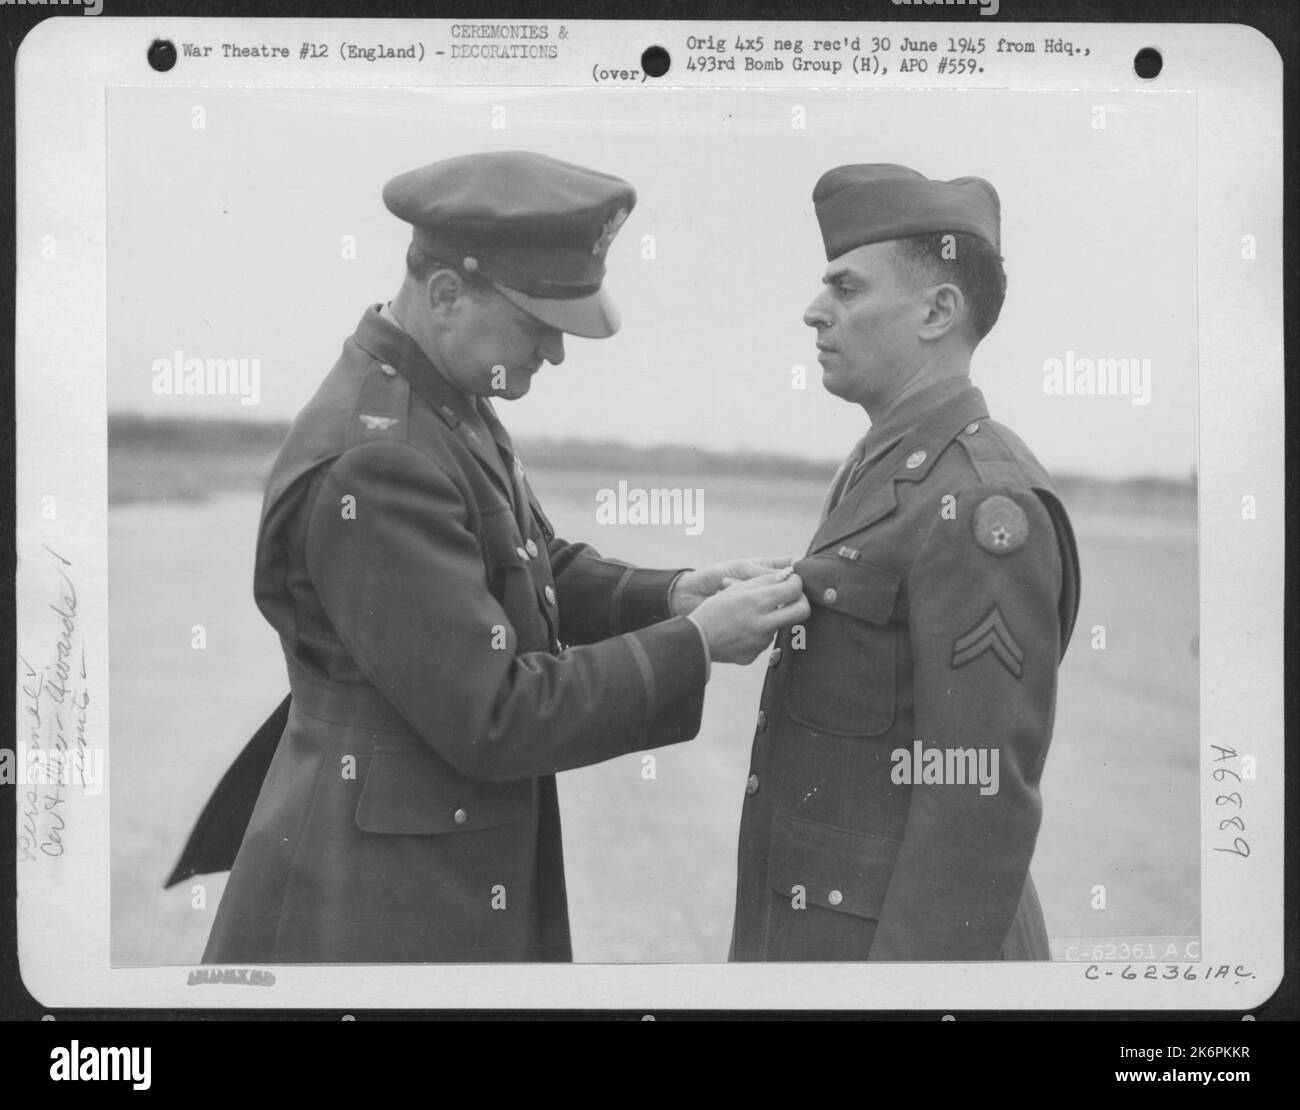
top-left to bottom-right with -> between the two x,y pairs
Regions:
383,151 -> 636,338
813,163 -> 1001,257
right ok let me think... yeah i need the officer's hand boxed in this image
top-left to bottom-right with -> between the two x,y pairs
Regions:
669,555 -> 798,616
688,568 -> 811,665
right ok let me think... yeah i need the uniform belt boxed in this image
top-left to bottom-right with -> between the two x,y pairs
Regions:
285,662 -> 409,732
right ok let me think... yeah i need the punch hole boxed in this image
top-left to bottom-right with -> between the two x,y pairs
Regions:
642,45 -> 671,78
148,39 -> 178,73
1134,47 -> 1162,79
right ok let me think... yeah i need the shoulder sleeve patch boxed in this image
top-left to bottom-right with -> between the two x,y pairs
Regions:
972,494 -> 1029,554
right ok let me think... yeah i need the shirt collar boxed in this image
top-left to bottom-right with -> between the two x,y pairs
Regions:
865,375 -> 973,454
352,304 -> 481,432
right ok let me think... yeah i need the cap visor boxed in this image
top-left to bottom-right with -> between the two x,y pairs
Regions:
492,283 -> 621,339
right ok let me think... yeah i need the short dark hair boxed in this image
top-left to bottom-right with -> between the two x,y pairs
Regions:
405,240 -> 492,296
889,232 -> 1007,343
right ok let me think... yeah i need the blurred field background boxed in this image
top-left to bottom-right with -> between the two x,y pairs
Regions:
108,417 -> 1199,965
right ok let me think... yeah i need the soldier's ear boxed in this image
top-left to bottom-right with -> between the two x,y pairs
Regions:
919,283 -> 964,342
425,269 -> 466,316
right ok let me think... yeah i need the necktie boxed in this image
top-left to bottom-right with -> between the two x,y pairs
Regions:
820,429 -> 885,521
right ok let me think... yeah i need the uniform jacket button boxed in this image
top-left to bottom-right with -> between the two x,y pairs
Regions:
767,647 -> 782,667
453,808 -> 468,825
544,585 -> 557,606
964,421 -> 980,435
515,546 -> 530,562
822,587 -> 838,604
756,710 -> 768,732
745,773 -> 759,796
827,889 -> 843,907
525,538 -> 539,558
380,363 -> 397,378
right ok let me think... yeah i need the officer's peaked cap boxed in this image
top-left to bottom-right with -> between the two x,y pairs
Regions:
383,151 -> 636,338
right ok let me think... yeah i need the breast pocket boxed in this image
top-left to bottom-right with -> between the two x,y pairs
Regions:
783,555 -> 901,738
477,503 -> 549,643
523,480 -> 556,544
479,502 -> 525,583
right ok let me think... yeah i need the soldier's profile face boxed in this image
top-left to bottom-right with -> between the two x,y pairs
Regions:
804,241 -> 929,410
436,283 -> 566,401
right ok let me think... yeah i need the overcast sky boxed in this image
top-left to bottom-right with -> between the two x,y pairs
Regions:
108,86 -> 1197,478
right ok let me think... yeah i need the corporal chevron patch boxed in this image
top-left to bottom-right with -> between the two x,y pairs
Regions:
952,605 -> 1024,678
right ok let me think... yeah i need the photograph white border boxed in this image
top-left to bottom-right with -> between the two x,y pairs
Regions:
14,16 -> 1285,1010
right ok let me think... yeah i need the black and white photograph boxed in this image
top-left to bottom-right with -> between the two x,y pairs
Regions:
104,81 -> 1199,968
11,15 -> 1285,1013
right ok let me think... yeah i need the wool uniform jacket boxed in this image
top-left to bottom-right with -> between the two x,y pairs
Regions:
203,306 -> 708,964
730,382 -> 1081,962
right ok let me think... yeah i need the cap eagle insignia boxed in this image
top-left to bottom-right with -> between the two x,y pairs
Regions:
591,208 -> 629,258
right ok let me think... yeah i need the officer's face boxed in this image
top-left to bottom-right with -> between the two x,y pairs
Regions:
434,279 -> 566,401
803,242 -> 929,410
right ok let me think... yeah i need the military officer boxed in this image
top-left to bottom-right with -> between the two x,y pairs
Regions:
730,164 -> 1081,961
201,151 -> 808,964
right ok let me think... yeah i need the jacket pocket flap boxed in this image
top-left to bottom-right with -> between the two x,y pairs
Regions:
355,749 -> 533,835
794,556 -> 901,625
524,480 -> 557,543
768,814 -> 900,919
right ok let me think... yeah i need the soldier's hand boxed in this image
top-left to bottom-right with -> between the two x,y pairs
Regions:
669,555 -> 798,616
688,568 -> 811,665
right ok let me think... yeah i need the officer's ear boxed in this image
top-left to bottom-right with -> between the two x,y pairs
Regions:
918,282 -> 965,343
425,269 -> 469,318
